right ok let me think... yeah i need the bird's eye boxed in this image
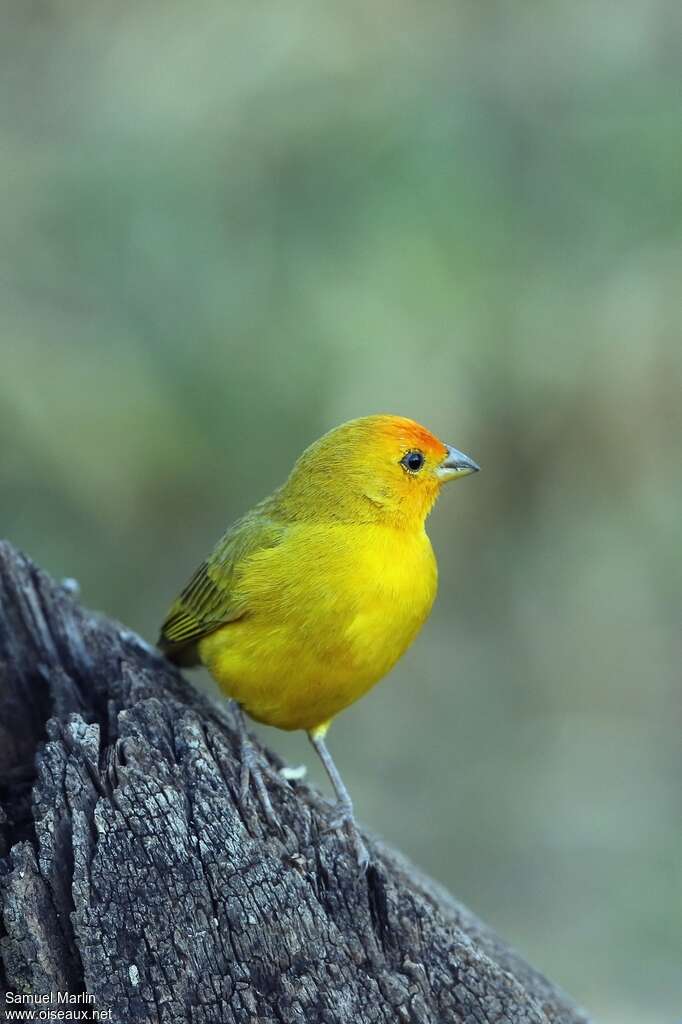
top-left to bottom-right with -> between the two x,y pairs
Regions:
401,450 -> 425,473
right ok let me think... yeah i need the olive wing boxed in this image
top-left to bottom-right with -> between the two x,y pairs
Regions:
158,514 -> 284,661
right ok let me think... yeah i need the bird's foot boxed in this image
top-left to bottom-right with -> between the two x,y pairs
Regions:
324,798 -> 370,872
235,720 -> 280,830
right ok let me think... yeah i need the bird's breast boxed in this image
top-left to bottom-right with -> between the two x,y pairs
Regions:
200,521 -> 438,731
338,525 -> 438,675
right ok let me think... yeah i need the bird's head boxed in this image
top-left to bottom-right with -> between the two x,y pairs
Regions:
283,414 -> 479,526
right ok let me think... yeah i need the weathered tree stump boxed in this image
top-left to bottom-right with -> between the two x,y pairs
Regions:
0,542 -> 590,1024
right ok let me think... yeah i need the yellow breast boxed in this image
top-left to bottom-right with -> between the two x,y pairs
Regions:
199,522 -> 438,732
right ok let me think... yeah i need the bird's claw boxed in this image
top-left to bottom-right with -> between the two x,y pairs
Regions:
324,800 -> 370,872
238,733 -> 279,830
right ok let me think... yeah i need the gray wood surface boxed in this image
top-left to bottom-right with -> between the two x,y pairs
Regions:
0,541 -> 590,1024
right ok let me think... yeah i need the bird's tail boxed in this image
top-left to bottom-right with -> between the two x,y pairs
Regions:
157,636 -> 201,668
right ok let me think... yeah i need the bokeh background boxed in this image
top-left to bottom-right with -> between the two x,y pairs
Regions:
2,3 -> 681,1020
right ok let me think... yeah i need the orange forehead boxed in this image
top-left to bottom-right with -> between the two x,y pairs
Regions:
373,415 -> 447,458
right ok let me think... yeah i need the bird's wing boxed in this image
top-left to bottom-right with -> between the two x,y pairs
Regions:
158,511 -> 284,657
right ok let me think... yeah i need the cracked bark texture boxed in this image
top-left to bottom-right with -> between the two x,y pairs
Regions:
0,542 -> 590,1024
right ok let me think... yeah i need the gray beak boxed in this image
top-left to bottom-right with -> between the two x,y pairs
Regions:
437,444 -> 480,480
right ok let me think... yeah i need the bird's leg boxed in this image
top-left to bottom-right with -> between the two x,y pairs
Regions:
308,730 -> 370,872
231,701 -> 278,829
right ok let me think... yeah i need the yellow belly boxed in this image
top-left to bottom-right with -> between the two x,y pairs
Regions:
198,522 -> 438,732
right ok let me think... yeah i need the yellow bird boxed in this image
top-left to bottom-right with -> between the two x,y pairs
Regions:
158,414 -> 479,867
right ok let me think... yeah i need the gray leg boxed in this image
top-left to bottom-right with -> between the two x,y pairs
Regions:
232,701 -> 278,828
308,731 -> 369,871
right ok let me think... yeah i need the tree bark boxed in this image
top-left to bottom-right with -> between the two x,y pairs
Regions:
0,541 -> 590,1024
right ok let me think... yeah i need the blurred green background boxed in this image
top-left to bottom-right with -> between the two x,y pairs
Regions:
2,2 -> 681,1021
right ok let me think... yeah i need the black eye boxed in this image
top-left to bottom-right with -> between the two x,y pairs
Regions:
401,450 -> 425,473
